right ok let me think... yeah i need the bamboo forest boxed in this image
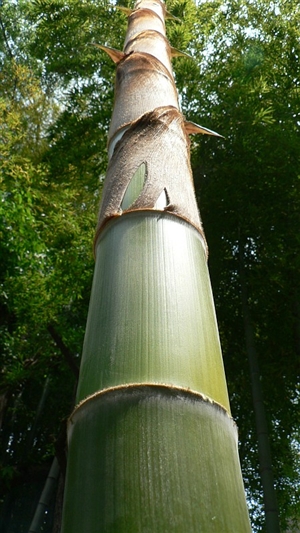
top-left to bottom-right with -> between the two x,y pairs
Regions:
0,0 -> 299,532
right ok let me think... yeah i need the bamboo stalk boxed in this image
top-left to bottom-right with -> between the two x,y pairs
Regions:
63,386 -> 249,532
239,250 -> 280,532
28,457 -> 60,533
61,0 -> 252,530
77,212 -> 228,410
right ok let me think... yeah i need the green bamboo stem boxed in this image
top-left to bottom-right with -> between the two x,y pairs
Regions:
61,0 -> 252,530
28,457 -> 60,533
77,213 -> 229,410
63,385 -> 250,533
62,213 -> 252,532
239,250 -> 280,532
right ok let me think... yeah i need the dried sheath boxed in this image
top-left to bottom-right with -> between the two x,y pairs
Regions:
99,0 -> 204,241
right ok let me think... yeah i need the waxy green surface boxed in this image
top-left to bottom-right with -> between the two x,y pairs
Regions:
77,212 -> 230,412
62,387 -> 251,532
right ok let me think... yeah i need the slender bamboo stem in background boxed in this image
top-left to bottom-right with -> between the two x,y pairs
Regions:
239,249 -> 280,533
28,458 -> 60,533
24,377 -> 51,459
61,1 -> 252,531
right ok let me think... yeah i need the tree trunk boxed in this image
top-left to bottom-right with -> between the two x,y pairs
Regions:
61,1 -> 251,531
28,457 -> 60,533
0,393 -> 8,432
239,248 -> 280,533
24,377 -> 51,459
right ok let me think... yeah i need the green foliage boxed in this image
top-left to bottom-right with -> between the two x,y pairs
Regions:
0,2 -> 104,523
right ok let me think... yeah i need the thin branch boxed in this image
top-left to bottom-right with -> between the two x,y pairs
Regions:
47,325 -> 79,379
0,10 -> 18,99
0,12 -> 14,60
